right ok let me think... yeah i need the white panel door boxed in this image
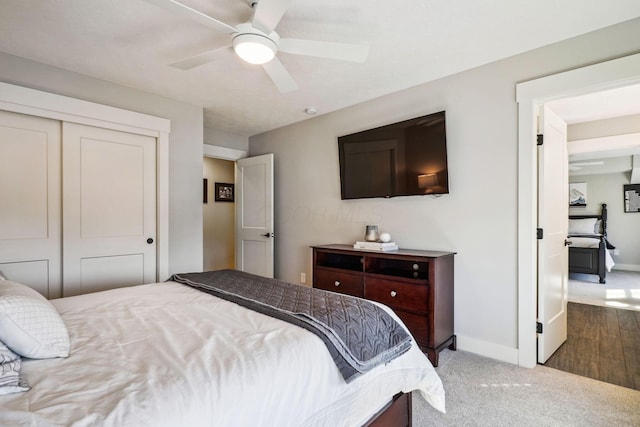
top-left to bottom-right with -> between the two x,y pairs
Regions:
537,105 -> 569,363
62,123 -> 156,296
235,154 -> 274,278
0,110 -> 61,298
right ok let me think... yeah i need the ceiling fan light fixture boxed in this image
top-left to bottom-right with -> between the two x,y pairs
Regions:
233,33 -> 277,65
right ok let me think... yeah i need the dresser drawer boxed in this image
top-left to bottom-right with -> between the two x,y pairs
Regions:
365,277 -> 428,313
394,310 -> 429,347
314,268 -> 364,297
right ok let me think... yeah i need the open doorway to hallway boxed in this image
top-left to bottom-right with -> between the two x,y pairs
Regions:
203,157 -> 235,271
517,52 -> 640,371
541,86 -> 640,390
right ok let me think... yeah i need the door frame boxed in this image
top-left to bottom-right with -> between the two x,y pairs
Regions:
0,82 -> 171,280
516,53 -> 640,368
202,146 -> 275,278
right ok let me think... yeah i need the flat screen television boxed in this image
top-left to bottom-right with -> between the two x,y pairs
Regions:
338,111 -> 449,199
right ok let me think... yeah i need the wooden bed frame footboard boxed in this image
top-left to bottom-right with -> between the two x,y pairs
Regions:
363,392 -> 413,427
568,244 -> 606,283
568,203 -> 608,284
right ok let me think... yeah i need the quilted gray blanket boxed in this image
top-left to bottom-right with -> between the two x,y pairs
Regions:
169,269 -> 412,383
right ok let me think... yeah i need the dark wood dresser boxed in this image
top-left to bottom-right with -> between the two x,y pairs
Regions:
312,244 -> 456,367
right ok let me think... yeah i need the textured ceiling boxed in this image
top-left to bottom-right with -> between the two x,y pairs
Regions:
1,0 -> 640,136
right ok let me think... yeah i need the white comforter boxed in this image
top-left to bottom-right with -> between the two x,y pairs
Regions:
0,282 -> 445,426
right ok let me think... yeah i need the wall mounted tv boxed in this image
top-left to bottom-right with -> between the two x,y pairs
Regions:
338,111 -> 449,200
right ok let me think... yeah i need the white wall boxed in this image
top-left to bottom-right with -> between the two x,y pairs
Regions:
570,172 -> 640,269
204,126 -> 249,152
0,52 -> 204,276
569,113 -> 640,140
249,18 -> 640,359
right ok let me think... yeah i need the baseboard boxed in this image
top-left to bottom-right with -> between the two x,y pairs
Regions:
612,264 -> 640,272
456,334 -> 519,365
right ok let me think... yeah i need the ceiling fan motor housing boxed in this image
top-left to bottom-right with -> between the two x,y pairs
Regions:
232,23 -> 280,64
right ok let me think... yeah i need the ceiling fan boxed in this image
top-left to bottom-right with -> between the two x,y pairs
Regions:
569,161 -> 604,171
145,0 -> 370,92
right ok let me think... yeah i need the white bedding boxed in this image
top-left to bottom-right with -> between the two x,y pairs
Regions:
567,236 -> 601,248
0,282 -> 445,426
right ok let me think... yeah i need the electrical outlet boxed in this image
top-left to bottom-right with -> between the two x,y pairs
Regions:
300,272 -> 306,283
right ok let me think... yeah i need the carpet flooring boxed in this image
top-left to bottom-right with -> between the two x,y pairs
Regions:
413,349 -> 640,426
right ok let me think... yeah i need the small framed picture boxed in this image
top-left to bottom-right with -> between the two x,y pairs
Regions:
215,182 -> 234,202
624,184 -> 640,213
569,182 -> 587,208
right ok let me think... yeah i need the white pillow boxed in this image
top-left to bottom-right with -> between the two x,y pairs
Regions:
568,218 -> 597,235
0,280 -> 69,359
594,219 -> 603,234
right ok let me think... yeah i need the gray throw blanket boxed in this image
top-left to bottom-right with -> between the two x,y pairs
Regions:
169,269 -> 412,383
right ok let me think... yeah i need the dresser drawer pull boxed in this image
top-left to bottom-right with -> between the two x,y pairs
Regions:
390,290 -> 397,297
334,281 -> 340,287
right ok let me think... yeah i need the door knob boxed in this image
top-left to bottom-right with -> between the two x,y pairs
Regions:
147,238 -> 154,244
564,239 -> 572,246
261,232 -> 274,238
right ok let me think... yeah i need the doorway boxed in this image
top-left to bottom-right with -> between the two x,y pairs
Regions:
202,144 -> 247,271
516,52 -> 640,369
203,157 -> 236,271
541,94 -> 640,390
202,145 -> 275,278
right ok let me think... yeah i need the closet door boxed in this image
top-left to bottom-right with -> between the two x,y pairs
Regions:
62,123 -> 156,296
0,111 -> 62,298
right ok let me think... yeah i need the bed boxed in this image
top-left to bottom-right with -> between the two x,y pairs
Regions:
567,203 -> 615,284
0,269 -> 445,426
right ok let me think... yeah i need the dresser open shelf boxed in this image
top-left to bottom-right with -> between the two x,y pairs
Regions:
312,244 -> 456,367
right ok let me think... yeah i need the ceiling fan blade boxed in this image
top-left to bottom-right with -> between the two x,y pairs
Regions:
169,45 -> 232,70
569,161 -> 605,166
262,58 -> 298,93
144,0 -> 237,34
279,38 -> 369,63
252,0 -> 294,33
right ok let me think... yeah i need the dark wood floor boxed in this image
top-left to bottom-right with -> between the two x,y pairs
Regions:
544,302 -> 640,391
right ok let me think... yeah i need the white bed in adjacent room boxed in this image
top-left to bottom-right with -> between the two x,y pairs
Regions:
0,280 -> 445,426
